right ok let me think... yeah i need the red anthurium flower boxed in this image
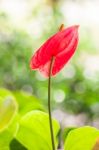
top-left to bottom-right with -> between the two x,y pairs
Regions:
30,25 -> 79,77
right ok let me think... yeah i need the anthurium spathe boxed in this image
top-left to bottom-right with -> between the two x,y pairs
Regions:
30,25 -> 79,77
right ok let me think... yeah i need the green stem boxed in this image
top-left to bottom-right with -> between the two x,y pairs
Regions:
48,57 -> 55,150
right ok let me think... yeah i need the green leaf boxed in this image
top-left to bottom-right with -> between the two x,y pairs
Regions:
13,91 -> 45,115
62,127 -> 76,143
16,110 -> 60,150
0,88 -> 18,149
0,88 -> 15,100
64,126 -> 99,150
0,89 -> 18,132
0,115 -> 19,150
0,130 -> 12,150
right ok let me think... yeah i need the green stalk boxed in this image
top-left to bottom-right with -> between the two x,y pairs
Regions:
48,57 -> 55,150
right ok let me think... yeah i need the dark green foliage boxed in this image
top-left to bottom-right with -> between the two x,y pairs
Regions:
10,139 -> 27,150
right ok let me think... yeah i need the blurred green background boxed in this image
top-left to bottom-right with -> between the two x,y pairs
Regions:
0,0 -> 99,128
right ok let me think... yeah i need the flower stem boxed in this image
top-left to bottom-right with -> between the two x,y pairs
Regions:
48,57 -> 55,150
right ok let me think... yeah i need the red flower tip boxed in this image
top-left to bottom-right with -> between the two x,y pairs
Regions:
30,25 -> 79,77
